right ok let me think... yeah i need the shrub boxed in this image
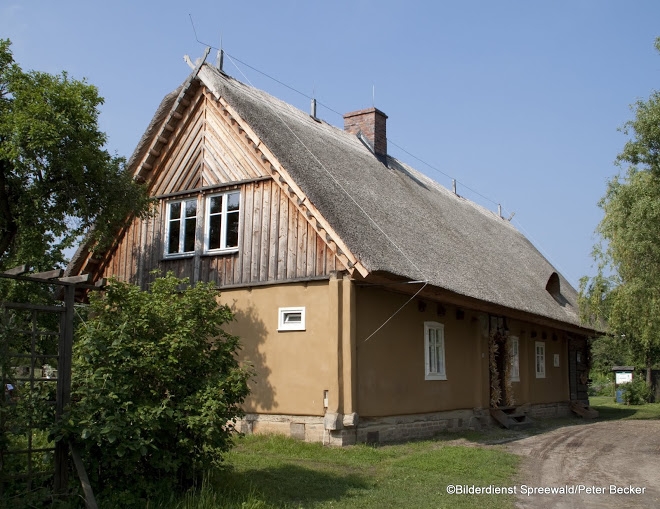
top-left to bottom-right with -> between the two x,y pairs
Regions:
588,372 -> 614,397
620,376 -> 651,405
55,273 -> 252,506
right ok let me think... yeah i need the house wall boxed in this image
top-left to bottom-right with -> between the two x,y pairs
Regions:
98,179 -> 342,288
355,286 -> 572,419
217,278 -> 352,417
355,286 -> 488,417
94,86 -> 345,289
506,319 -> 570,406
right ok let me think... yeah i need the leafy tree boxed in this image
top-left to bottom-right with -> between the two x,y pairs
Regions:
0,39 -> 151,271
580,37 -> 660,388
55,273 -> 252,506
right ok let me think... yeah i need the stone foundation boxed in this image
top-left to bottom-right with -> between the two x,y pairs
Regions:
237,408 -> 485,446
527,401 -> 571,419
356,408 -> 483,444
236,403 -> 572,446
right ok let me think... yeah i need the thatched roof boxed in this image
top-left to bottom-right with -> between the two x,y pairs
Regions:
198,64 -> 583,328
67,60 -> 587,330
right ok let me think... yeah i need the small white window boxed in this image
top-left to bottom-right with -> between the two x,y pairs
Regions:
424,321 -> 446,380
535,341 -> 546,378
278,307 -> 306,331
510,336 -> 520,382
165,198 -> 197,256
205,191 -> 241,252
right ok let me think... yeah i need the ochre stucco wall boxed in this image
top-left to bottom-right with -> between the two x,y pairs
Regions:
219,280 -> 572,421
355,286 -> 488,417
218,280 -> 341,416
507,320 -> 570,405
356,287 -> 571,417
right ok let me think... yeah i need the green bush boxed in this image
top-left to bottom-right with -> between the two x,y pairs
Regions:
588,372 -> 614,397
621,376 -> 651,405
55,273 -> 252,506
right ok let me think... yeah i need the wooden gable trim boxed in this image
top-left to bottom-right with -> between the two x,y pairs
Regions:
197,64 -> 369,278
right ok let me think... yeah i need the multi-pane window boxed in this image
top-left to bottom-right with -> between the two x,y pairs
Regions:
535,341 -> 545,379
205,191 -> 240,252
424,321 -> 446,380
166,199 -> 197,255
164,190 -> 241,258
510,336 -> 520,382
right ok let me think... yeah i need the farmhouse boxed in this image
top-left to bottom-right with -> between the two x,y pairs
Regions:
66,52 -> 597,444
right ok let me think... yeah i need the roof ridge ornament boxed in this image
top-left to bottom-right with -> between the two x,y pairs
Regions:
183,46 -> 211,72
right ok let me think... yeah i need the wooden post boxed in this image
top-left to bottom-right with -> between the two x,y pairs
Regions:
53,284 -> 74,493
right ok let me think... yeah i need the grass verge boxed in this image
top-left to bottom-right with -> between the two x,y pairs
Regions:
159,433 -> 519,509
589,395 -> 660,420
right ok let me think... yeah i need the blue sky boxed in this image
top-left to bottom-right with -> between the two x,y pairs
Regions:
2,1 -> 660,288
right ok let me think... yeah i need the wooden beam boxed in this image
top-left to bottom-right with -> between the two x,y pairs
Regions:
4,264 -> 28,275
70,444 -> 98,509
58,274 -> 91,284
184,54 -> 195,69
31,269 -> 64,280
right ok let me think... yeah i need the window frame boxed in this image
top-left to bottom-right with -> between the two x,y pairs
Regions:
278,307 -> 306,331
164,197 -> 198,257
510,336 -> 520,382
535,341 -> 546,379
204,190 -> 241,254
424,321 -> 446,381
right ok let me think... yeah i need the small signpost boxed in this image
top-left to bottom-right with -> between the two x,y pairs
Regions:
612,366 -> 635,403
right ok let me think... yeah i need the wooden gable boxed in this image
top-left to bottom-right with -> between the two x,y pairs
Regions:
87,80 -> 355,289
149,87 -> 270,196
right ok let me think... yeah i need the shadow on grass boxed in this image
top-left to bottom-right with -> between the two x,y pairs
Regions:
214,463 -> 370,507
590,404 -> 638,420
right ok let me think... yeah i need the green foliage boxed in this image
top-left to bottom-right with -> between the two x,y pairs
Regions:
0,39 -> 152,271
579,36 -> 660,381
621,376 -> 652,405
589,334 -> 639,375
588,371 -> 614,397
55,273 -> 252,506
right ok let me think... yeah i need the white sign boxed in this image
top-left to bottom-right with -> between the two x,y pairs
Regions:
615,372 -> 633,384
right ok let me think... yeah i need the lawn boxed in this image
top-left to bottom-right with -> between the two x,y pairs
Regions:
166,434 -> 519,509
590,395 -> 660,420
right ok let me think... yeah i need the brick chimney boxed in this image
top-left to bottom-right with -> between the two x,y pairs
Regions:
343,107 -> 388,157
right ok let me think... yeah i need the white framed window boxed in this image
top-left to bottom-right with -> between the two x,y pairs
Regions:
165,198 -> 197,256
510,336 -> 520,382
424,321 -> 446,380
205,191 -> 240,252
278,307 -> 306,331
535,341 -> 546,378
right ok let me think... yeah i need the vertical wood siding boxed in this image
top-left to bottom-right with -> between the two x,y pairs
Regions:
93,86 -> 343,287
99,179 -> 341,287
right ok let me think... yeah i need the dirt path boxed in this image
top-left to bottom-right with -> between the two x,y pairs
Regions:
505,420 -> 660,509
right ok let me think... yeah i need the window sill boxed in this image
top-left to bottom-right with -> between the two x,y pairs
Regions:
162,253 -> 195,261
202,249 -> 239,257
425,374 -> 447,381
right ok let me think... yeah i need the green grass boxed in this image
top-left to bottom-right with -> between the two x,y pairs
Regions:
46,394 -> 660,508
590,395 -> 660,420
157,434 -> 518,509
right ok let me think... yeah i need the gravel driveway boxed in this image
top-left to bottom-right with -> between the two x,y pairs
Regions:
505,420 -> 660,509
